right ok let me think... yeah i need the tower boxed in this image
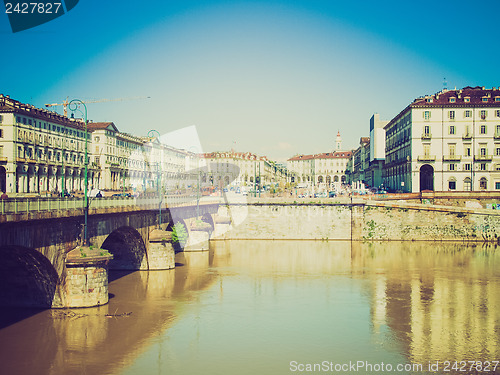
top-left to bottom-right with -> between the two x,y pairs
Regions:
335,131 -> 342,151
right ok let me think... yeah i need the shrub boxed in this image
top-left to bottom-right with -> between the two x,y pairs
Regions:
172,222 -> 188,244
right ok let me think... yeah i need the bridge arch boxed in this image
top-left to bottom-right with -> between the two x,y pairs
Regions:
0,245 -> 59,307
102,226 -> 148,270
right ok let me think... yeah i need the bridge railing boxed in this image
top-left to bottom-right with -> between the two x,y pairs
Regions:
0,195 -> 213,215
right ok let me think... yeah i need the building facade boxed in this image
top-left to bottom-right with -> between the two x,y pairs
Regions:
383,86 -> 500,192
200,151 -> 289,189
0,95 -> 199,194
0,94 -> 91,194
288,132 -> 351,190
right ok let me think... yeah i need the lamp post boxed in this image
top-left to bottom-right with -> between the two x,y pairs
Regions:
61,150 -> 65,197
69,99 -> 88,245
148,130 -> 162,228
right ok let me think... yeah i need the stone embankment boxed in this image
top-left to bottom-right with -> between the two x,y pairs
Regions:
216,198 -> 500,242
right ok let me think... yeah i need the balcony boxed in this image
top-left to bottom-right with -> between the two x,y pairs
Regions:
474,155 -> 493,161
462,133 -> 472,140
0,157 -> 7,162
443,155 -> 461,161
421,133 -> 432,140
494,133 -> 500,140
417,155 -> 436,161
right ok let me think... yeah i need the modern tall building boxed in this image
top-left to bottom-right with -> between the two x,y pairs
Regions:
367,114 -> 388,188
383,86 -> 500,192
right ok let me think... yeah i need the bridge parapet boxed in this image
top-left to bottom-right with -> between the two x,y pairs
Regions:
0,195 -> 224,223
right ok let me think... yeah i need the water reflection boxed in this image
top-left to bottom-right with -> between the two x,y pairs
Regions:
0,241 -> 498,375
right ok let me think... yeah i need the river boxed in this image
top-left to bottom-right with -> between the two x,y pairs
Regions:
0,240 -> 499,375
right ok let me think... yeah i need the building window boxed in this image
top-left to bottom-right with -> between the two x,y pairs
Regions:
424,125 -> 430,135
465,147 -> 471,157
480,110 -> 487,119
0,129 -> 3,138
449,125 -> 455,135
464,97 -> 470,102
449,97 -> 456,103
424,111 -> 431,120
464,163 -> 471,171
449,144 -> 456,156
0,115 -> 2,123
496,164 -> 500,171
465,110 -> 472,118
448,179 -> 456,190
496,182 -> 500,190
496,98 -> 500,102
496,110 -> 500,117
480,177 -> 488,190
496,148 -> 500,156
449,110 -> 455,120
480,163 -> 487,171
481,147 -> 487,156
423,144 -> 430,156
481,125 -> 487,134
448,164 -> 456,171
464,178 -> 472,191
482,97 -> 488,102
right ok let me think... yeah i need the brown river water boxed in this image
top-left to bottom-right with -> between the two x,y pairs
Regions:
0,240 -> 499,375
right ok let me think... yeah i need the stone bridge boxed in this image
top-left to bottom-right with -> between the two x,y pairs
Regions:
0,196 -> 228,309
2,195 -> 500,309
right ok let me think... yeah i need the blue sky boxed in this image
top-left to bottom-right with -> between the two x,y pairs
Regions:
2,0 -> 500,160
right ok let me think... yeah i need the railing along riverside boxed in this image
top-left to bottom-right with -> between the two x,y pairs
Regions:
0,194 -> 211,215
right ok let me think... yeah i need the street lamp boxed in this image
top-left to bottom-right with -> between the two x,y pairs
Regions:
148,130 -> 162,228
69,99 -> 88,245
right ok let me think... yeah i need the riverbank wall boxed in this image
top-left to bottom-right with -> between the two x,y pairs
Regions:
215,200 -> 500,242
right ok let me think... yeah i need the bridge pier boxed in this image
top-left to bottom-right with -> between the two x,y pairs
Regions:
212,215 -> 232,238
61,248 -> 113,308
147,229 -> 175,270
184,223 -> 211,251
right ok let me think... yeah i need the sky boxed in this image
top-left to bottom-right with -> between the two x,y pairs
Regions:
2,0 -> 500,161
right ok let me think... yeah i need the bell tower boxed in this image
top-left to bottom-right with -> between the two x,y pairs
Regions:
335,131 -> 342,151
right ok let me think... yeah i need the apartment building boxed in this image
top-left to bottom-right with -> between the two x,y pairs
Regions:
0,94 -> 91,194
383,86 -> 500,192
0,95 -> 198,194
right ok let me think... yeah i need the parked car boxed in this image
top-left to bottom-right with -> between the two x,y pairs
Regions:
314,192 -> 328,198
328,191 -> 336,198
112,192 -> 132,197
